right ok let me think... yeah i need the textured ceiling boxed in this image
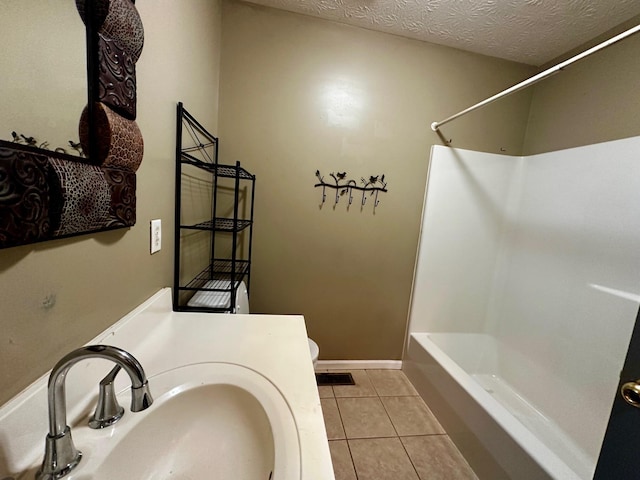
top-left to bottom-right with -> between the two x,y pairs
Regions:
246,0 -> 640,66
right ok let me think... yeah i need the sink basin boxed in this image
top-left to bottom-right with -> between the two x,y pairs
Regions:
52,362 -> 301,480
0,290 -> 334,480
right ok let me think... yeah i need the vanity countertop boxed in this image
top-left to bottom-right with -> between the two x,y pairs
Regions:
0,288 -> 334,480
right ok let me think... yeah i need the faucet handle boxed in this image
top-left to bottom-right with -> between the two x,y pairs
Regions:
89,365 -> 125,429
131,380 -> 154,412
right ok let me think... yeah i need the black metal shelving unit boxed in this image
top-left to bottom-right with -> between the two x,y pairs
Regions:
173,102 -> 255,312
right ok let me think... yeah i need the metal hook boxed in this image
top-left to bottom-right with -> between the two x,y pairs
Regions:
348,188 -> 353,205
374,190 -> 380,207
321,185 -> 326,204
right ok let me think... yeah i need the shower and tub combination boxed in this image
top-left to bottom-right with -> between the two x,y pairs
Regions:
403,138 -> 640,479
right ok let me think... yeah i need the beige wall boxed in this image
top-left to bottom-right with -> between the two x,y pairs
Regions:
524,16 -> 640,154
218,1 -> 535,360
0,0 -> 222,405
7,0 -> 633,403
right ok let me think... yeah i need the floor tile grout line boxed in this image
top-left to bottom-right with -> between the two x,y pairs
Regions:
379,393 -> 402,438
346,369 -> 388,479
334,391 -> 349,443
344,439 -> 360,480
335,395 -> 422,398
363,369 -> 383,397
344,433 -> 448,440
344,433 -> 400,440
386,370 -> 424,480
328,439 -> 360,480
335,397 -> 359,480
325,386 -> 357,478
366,369 -> 417,480
398,434 -> 423,480
378,392 -> 423,480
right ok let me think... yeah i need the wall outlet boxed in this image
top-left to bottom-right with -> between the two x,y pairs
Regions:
150,219 -> 161,254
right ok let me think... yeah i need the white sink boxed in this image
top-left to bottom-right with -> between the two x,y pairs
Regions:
1,290 -> 333,480
25,363 -> 301,480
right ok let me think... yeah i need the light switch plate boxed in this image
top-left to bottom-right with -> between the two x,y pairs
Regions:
150,219 -> 161,254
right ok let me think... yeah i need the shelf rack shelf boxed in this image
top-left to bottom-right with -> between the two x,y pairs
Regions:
173,102 -> 255,312
180,218 -> 253,232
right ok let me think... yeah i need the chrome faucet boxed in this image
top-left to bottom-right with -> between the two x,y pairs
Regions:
36,345 -> 153,480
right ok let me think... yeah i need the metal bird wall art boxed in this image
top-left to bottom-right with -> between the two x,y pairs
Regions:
314,170 -> 388,211
8,131 -> 84,156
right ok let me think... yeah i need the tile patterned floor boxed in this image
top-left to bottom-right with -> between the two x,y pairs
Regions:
319,369 -> 478,480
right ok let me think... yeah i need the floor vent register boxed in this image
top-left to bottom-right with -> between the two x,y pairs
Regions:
315,372 -> 355,386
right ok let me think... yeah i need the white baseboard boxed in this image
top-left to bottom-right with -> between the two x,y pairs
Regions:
315,360 -> 403,371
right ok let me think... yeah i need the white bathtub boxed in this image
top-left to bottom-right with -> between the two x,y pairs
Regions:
403,144 -> 640,480
404,332 -> 591,480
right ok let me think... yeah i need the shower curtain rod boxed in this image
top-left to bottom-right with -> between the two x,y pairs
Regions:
430,23 -> 640,132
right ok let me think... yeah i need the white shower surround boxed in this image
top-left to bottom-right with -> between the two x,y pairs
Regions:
405,138 -> 640,478
248,0 -> 640,65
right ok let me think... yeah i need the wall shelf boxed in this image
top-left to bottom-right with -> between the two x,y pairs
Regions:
180,218 -> 253,232
173,103 -> 255,312
181,261 -> 252,292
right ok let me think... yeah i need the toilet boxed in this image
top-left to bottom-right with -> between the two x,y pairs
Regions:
307,337 -> 319,369
188,280 -> 320,367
